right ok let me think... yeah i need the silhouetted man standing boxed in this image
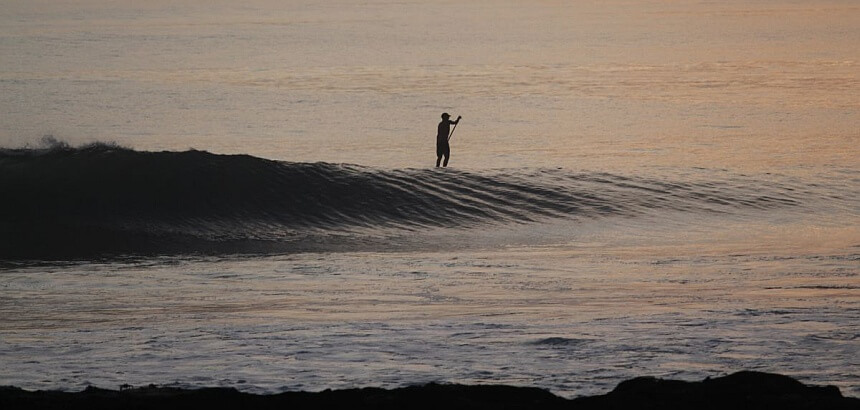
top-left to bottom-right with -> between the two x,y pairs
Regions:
436,112 -> 461,167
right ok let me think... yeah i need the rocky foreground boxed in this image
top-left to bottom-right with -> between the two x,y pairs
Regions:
1,371 -> 857,410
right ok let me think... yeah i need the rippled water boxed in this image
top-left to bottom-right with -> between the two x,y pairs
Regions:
0,0 -> 858,399
2,213 -> 858,397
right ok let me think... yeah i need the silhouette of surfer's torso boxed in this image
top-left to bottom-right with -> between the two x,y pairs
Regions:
437,121 -> 451,144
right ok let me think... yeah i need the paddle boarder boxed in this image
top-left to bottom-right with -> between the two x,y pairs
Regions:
436,112 -> 461,167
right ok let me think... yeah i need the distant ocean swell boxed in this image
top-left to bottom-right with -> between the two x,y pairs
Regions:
0,144 -> 827,258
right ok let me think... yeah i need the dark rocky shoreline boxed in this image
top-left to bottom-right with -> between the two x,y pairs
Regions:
1,371 -> 857,410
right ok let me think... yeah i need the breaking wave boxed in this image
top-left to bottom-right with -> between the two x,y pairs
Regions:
0,144 -> 814,258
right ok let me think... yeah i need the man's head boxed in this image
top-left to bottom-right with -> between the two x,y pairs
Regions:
441,112 -> 450,119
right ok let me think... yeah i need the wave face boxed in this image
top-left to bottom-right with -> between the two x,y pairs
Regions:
0,145 -> 811,258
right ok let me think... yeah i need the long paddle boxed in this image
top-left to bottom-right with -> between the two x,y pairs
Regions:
447,117 -> 461,142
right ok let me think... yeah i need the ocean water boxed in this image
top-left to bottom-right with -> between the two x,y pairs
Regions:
1,0 -> 858,398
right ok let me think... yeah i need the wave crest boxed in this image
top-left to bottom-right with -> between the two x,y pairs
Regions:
0,146 -> 805,258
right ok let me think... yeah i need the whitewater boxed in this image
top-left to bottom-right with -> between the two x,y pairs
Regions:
1,0 -> 858,400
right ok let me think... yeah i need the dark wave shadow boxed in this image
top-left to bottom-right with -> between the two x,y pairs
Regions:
0,145 -> 811,259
